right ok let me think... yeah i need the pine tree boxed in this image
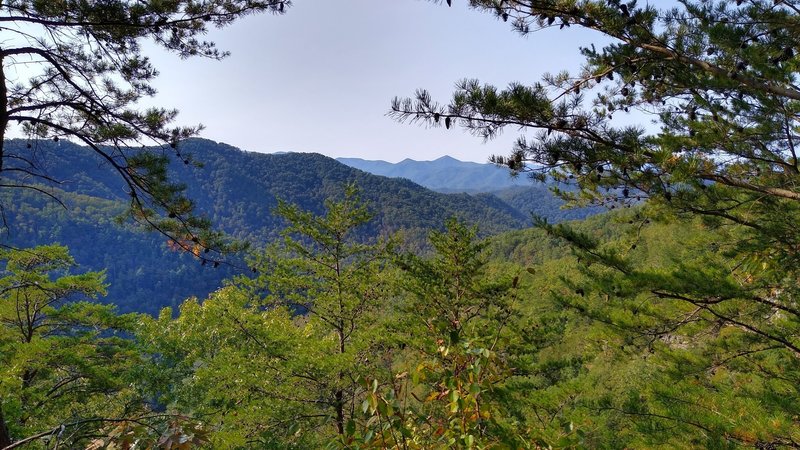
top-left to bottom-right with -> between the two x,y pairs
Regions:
245,186 -> 396,439
142,186 -> 397,447
0,0 -> 289,253
0,245 -> 144,448
392,0 -> 800,234
392,1 -> 800,445
341,219 -> 534,449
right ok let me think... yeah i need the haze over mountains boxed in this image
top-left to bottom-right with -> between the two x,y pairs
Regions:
2,138 -> 599,314
338,155 -> 600,222
337,155 -> 524,193
0,139 -> 546,314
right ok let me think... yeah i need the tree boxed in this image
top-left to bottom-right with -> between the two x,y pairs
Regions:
339,219 -> 545,449
247,187 -> 397,439
0,0 -> 289,256
0,245 -> 145,449
141,187 -> 397,447
392,0 -> 800,267
391,0 -> 800,445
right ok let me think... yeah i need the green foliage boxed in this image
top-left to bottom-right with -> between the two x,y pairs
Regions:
481,205 -> 800,446
141,188 -> 398,448
140,287 -> 321,448
344,341 -> 515,450
0,185 -> 233,315
336,219 -> 553,449
129,192 -> 800,447
240,186 -> 399,439
485,207 -> 798,447
0,1 -> 289,253
85,417 -> 210,450
0,245 -> 145,448
392,2 -> 800,447
394,0 -> 800,301
1,138 -> 532,314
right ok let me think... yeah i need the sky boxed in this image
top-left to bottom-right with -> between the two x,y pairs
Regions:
143,1 -> 605,163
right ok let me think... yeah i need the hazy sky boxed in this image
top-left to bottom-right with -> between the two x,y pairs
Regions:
144,1 -> 604,162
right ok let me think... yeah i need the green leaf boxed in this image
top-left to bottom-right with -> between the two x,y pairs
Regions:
465,434 -> 475,448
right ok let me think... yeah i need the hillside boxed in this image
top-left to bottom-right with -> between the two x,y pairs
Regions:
490,185 -> 601,222
0,187 -> 224,315
0,138 -> 530,313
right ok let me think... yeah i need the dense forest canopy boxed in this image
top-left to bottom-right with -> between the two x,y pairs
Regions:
2,0 -> 800,449
0,138 -> 540,314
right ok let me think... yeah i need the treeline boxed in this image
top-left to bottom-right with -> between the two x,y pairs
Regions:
2,191 -> 796,448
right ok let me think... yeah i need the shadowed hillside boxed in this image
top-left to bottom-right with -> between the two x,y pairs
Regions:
0,138 -> 531,313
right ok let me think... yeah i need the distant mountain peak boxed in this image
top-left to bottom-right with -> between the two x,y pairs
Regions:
433,155 -> 459,162
337,155 -> 521,193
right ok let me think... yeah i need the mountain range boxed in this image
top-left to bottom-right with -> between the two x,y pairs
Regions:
2,138 -> 603,314
336,155 -> 524,193
337,155 -> 600,222
1,139 -> 548,314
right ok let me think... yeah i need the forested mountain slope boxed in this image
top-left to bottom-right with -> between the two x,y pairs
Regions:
1,188 -> 219,315
0,138 -> 531,313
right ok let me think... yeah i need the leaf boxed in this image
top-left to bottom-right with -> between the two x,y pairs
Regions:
469,383 -> 481,395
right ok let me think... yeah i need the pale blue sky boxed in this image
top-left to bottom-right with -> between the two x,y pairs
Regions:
145,1 -> 606,162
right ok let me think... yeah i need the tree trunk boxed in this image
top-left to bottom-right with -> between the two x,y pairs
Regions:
335,326 -> 345,435
334,389 -> 344,435
0,405 -> 12,449
0,58 -> 8,173
335,270 -> 346,436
